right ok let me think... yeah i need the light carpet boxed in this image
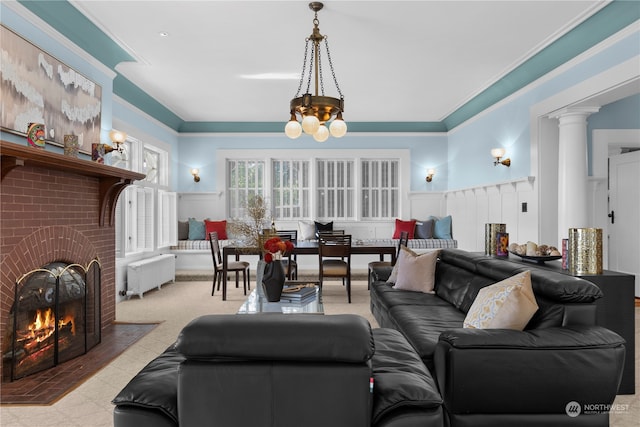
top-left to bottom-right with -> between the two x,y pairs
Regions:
0,279 -> 637,427
0,279 -> 375,427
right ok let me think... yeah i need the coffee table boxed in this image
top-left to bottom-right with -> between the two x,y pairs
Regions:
237,281 -> 323,314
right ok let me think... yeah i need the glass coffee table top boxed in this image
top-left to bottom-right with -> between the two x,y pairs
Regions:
237,281 -> 323,314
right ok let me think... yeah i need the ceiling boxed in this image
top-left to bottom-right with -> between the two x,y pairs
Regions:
49,1 -> 623,128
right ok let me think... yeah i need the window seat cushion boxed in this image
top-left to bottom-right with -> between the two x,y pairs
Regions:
170,238 -> 457,252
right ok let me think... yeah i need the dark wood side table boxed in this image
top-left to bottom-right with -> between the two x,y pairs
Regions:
504,255 -> 635,394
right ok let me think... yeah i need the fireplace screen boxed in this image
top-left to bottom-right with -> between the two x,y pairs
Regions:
3,259 -> 101,381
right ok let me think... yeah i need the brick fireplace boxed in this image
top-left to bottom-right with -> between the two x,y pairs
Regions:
0,140 -> 144,380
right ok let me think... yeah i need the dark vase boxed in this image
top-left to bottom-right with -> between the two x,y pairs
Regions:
261,260 -> 285,302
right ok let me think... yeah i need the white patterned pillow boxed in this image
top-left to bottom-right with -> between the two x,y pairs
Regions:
298,220 -> 316,240
463,270 -> 538,330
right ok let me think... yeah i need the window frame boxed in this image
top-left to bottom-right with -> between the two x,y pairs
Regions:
115,138 -> 176,257
220,149 -> 410,221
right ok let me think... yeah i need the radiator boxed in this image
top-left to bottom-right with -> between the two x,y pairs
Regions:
126,254 -> 176,299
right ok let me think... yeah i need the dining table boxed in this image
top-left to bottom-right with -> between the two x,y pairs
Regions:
221,240 -> 397,301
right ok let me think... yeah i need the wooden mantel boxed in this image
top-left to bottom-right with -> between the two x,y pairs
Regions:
1,140 -> 146,227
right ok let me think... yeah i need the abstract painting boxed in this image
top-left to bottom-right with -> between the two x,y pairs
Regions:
1,25 -> 102,153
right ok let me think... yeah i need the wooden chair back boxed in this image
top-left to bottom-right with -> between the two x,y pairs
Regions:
394,230 -> 409,265
209,232 -> 222,267
319,234 -> 352,258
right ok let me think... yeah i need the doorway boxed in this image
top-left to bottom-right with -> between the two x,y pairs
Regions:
609,149 -> 640,296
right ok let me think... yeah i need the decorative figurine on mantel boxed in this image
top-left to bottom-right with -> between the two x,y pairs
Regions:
27,123 -> 46,149
91,129 -> 127,163
64,134 -> 79,157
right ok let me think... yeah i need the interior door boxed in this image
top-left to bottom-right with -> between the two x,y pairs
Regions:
608,150 -> 640,296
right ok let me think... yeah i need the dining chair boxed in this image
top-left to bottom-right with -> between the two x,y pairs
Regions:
275,230 -> 298,279
317,229 -> 345,239
318,234 -> 353,303
367,231 -> 408,289
209,231 -> 250,297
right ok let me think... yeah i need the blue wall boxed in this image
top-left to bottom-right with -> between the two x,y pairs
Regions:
587,93 -> 640,174
177,27 -> 639,194
111,100 -> 180,189
177,133 -> 449,193
447,29 -> 640,190
3,2 -> 637,196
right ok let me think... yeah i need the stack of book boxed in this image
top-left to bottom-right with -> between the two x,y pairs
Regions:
280,284 -> 317,304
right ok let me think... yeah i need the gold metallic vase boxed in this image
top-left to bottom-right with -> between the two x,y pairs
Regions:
485,223 -> 506,256
568,228 -> 603,275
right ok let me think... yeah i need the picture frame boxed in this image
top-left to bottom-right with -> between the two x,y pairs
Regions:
496,232 -> 509,257
0,25 -> 102,154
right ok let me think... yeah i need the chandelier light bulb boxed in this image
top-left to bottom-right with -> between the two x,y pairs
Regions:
302,115 -> 320,135
285,120 -> 302,139
329,118 -> 347,138
313,125 -> 330,142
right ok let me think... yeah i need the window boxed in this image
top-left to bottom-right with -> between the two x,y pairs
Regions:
110,139 -> 131,170
272,160 -> 310,219
316,159 -> 354,219
158,190 -> 177,248
115,138 -> 176,257
227,160 -> 265,218
122,186 -> 154,254
223,150 -> 406,222
361,159 -> 399,219
143,147 -> 163,184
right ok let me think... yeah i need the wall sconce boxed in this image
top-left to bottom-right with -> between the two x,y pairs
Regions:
191,168 -> 200,182
92,129 -> 127,163
109,129 -> 127,153
491,148 -> 511,167
425,168 -> 435,182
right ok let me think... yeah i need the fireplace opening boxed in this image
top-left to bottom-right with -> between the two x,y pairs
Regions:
2,259 -> 101,382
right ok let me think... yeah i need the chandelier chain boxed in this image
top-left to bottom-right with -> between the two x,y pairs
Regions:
305,42 -> 315,94
324,36 -> 343,99
318,44 -> 325,96
294,40 -> 311,98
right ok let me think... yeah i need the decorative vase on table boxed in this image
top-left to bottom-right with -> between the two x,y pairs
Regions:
261,260 -> 286,302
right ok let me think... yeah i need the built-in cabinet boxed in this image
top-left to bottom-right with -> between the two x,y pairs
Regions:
507,256 -> 635,395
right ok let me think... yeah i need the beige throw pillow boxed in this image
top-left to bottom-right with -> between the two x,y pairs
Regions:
463,270 -> 538,330
392,246 -> 439,293
387,245 -> 414,283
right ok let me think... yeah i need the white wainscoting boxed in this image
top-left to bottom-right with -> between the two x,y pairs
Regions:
178,183 -> 544,255
444,177 -> 538,252
178,192 -> 225,220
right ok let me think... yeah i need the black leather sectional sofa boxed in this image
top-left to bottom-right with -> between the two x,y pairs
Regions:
112,249 -> 626,427
370,248 -> 626,426
113,314 -> 444,427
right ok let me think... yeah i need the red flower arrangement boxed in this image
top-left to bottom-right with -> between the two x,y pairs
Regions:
263,236 -> 295,263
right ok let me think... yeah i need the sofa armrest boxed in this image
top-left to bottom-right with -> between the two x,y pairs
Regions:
371,265 -> 393,283
112,344 -> 183,426
434,326 -> 625,415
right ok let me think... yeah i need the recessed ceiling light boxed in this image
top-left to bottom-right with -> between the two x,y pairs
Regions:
240,73 -> 299,80
159,31 -> 169,37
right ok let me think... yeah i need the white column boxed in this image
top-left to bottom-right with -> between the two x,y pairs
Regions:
550,107 -> 599,245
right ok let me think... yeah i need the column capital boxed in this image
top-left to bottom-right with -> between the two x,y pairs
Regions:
548,106 -> 600,120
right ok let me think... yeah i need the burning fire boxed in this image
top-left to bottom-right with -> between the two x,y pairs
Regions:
26,308 -> 75,343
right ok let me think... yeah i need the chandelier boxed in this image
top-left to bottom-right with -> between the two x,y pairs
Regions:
285,2 -> 346,142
